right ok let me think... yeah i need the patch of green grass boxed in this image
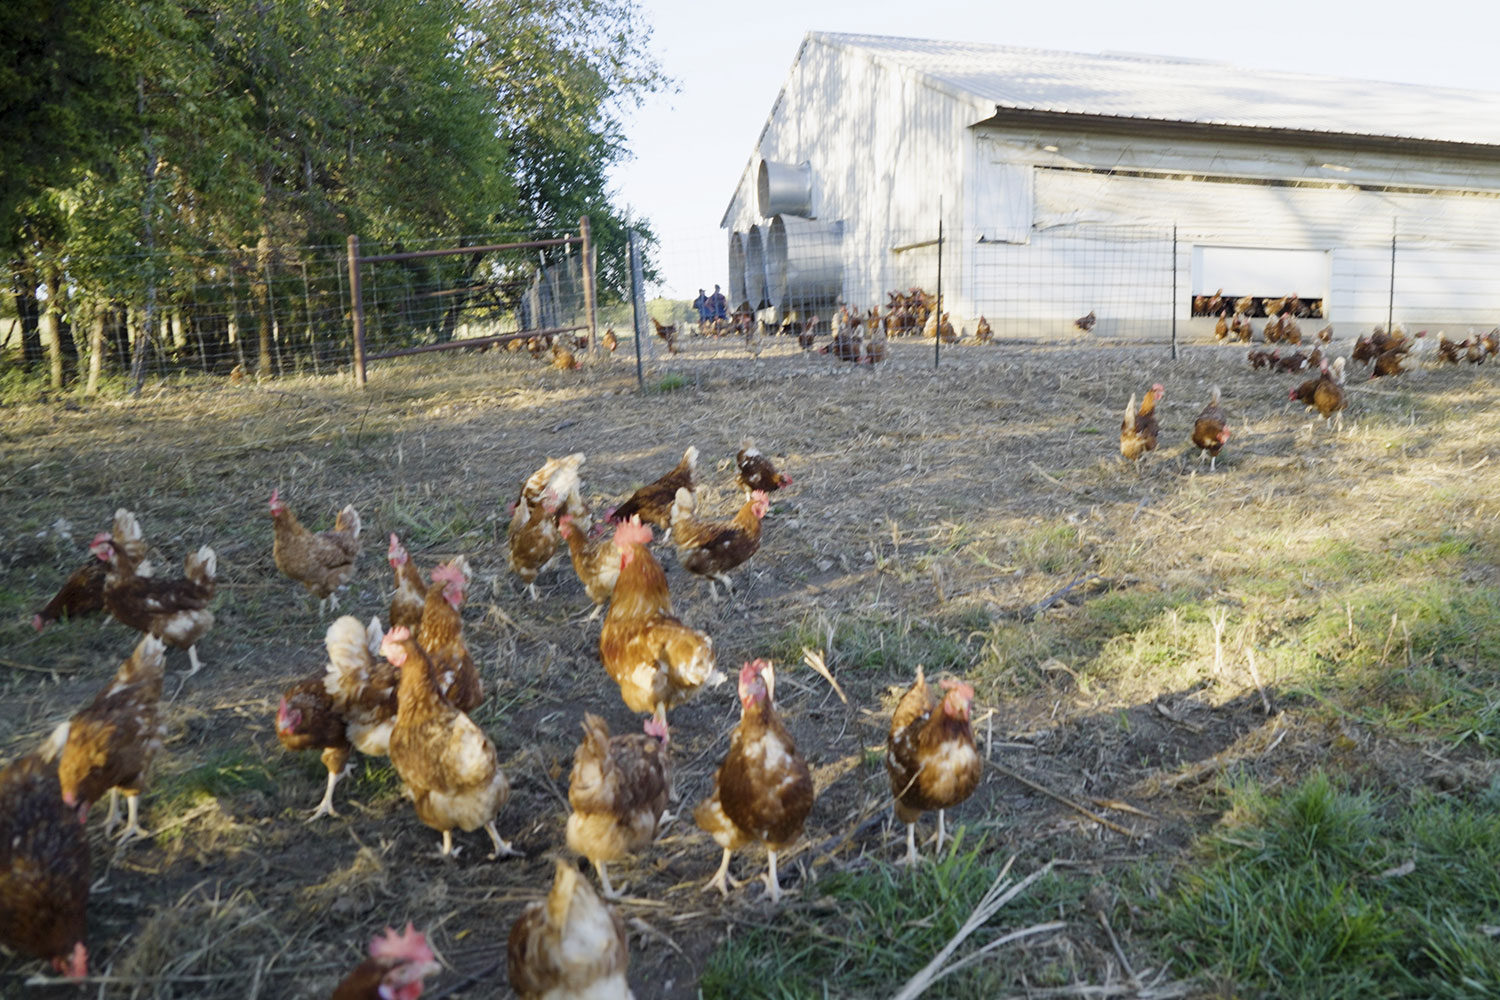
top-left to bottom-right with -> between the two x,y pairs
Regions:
838,616 -> 977,675
1013,524 -> 1082,575
150,749 -> 276,843
770,609 -> 983,679
1154,772 -> 1500,999
386,492 -> 488,544
974,513 -> 1500,746
645,372 -> 688,394
700,844 -> 1085,999
159,750 -> 276,806
976,584 -> 1208,697
348,759 -> 404,804
0,365 -> 59,404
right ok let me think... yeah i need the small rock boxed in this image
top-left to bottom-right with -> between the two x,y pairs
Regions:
816,559 -> 833,573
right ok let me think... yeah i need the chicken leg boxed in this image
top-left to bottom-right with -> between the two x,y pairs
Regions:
703,847 -> 741,897
484,820 -> 522,860
101,787 -> 123,836
307,764 -> 348,822
901,822 -> 920,866
439,829 -> 461,859
187,645 -> 204,675
936,809 -> 948,854
116,792 -> 150,843
594,860 -> 625,900
763,849 -> 785,904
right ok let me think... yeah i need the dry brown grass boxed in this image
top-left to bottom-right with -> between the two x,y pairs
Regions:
3,331 -> 1500,997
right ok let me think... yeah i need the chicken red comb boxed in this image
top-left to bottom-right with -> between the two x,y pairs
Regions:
383,625 -> 410,644
739,658 -> 771,690
643,716 -> 669,744
612,516 -> 653,548
370,922 -> 434,964
431,562 -> 465,587
940,678 -> 974,701
53,942 -> 87,981
388,533 -> 406,559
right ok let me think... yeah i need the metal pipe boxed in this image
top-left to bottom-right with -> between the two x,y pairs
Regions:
363,324 -> 587,361
1387,217 -> 1396,334
359,236 -> 581,264
1171,225 -> 1178,361
934,203 -> 943,370
628,230 -> 645,391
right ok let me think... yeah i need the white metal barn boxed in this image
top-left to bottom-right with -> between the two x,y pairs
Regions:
721,32 -> 1500,340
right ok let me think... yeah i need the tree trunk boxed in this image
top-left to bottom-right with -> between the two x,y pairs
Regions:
228,267 -> 247,372
10,265 -> 43,369
254,231 -> 274,374
52,264 -> 80,382
43,268 -> 65,389
131,72 -> 161,396
85,304 -> 106,396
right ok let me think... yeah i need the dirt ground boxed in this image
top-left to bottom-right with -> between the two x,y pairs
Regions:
1,330 -> 1493,997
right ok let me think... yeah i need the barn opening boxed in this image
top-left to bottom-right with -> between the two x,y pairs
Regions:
1191,246 -> 1329,317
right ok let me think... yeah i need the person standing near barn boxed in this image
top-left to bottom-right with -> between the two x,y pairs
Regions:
708,284 -> 727,321
693,288 -> 709,331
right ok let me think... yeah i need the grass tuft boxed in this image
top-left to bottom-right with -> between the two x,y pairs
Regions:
1158,772 -> 1500,998
701,843 -> 1084,998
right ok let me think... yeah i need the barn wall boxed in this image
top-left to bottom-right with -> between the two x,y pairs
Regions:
724,42 -> 1500,337
723,37 -> 991,317
965,123 -> 1500,337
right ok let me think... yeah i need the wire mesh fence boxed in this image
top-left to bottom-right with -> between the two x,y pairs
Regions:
6,209 -> 1500,394
0,225 -> 599,392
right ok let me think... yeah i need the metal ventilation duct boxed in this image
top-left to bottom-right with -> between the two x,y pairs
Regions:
766,215 -> 843,311
744,224 -> 771,309
757,160 -> 813,218
726,232 -> 748,310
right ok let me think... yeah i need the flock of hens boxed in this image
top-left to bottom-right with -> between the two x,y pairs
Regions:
5,439 -> 982,998
1125,306 -> 1500,470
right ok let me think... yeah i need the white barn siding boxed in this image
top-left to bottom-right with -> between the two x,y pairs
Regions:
724,37 -> 990,316
725,35 -> 1500,339
962,132 -> 1500,333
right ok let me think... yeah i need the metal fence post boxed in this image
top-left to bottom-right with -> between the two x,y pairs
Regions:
934,213 -> 943,370
347,234 -> 367,388
1387,217 -> 1397,334
627,230 -> 646,391
1171,225 -> 1178,360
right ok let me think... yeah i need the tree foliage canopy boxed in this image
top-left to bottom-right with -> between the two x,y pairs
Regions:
1,0 -> 666,381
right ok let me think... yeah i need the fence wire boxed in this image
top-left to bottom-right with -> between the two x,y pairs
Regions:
6,211 -> 1500,392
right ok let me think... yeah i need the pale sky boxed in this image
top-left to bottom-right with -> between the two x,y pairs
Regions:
610,0 -> 1500,299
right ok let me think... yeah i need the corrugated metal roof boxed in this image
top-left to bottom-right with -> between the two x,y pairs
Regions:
812,32 -> 1500,148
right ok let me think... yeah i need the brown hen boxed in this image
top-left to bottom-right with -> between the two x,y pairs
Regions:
508,860 -> 633,1000
694,659 -> 814,903
886,667 -> 981,864
565,713 -> 671,898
